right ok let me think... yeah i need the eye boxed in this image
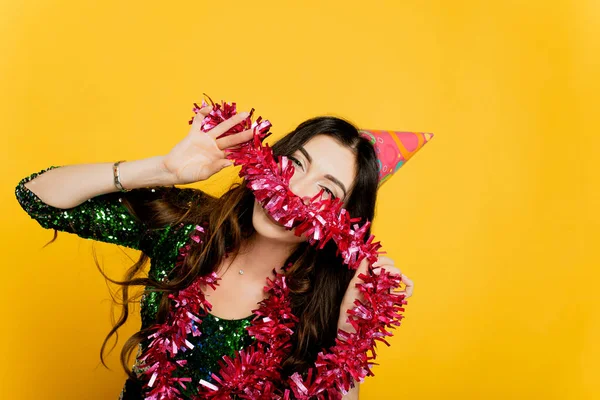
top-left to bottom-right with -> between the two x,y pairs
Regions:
288,156 -> 303,170
288,155 -> 337,200
319,185 -> 337,200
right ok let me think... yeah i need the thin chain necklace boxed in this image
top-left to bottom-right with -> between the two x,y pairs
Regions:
225,252 -> 245,275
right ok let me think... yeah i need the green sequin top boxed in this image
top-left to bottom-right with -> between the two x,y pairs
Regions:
15,166 -> 256,399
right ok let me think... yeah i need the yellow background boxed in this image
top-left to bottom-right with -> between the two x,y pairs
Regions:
1,1 -> 597,399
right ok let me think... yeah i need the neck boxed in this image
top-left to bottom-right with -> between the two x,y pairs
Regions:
235,233 -> 298,276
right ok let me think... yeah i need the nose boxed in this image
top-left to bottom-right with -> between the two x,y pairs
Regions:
288,176 -> 318,205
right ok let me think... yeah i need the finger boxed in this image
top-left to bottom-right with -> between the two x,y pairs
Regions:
401,274 -> 414,297
350,257 -> 370,281
372,256 -> 395,268
207,112 -> 250,139
206,158 -> 233,176
372,265 -> 402,276
191,105 -> 213,128
215,128 -> 255,149
356,257 -> 370,271
392,290 -> 410,299
196,104 -> 213,117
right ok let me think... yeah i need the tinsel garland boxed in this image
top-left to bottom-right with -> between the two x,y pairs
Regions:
136,99 -> 407,399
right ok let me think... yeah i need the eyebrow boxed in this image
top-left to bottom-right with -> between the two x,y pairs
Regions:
298,146 -> 348,198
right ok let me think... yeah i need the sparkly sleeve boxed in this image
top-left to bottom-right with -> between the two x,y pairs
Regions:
15,165 -> 174,254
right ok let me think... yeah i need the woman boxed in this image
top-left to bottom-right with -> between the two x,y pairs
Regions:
15,105 -> 413,399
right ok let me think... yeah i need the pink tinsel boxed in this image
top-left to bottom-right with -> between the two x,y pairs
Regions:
137,99 -> 407,399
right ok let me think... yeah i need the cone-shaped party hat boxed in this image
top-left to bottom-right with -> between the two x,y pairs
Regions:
359,129 -> 434,187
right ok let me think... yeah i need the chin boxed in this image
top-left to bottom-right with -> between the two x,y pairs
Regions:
252,199 -> 306,244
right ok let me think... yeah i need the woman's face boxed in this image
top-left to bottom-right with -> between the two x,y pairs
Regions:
252,134 -> 357,244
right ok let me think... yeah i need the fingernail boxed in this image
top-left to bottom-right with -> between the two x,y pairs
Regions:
239,111 -> 249,118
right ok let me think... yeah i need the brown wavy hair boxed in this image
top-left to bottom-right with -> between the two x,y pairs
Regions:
96,116 -> 380,381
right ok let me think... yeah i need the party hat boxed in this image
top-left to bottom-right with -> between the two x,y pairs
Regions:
359,129 -> 434,187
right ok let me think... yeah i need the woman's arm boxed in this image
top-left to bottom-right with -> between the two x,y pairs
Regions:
15,157 -> 178,252
22,156 -> 173,209
15,107 -> 256,258
335,320 -> 361,399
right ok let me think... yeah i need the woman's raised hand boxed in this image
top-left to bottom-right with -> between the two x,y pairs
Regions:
161,105 -> 256,185
337,255 -> 414,333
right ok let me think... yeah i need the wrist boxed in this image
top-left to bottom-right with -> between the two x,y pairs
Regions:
153,155 -> 177,186
117,156 -> 177,190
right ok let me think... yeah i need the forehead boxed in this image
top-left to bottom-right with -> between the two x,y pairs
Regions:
298,135 -> 357,191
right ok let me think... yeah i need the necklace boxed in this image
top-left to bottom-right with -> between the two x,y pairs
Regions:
224,252 -> 244,275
